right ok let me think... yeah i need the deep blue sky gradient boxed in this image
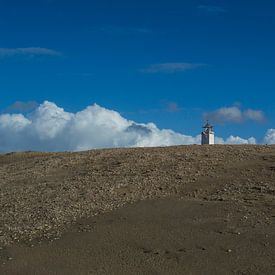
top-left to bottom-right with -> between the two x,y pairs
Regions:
0,0 -> 274,140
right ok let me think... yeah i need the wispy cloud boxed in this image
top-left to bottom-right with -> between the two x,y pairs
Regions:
243,109 -> 266,123
5,101 -> 39,113
0,47 -> 62,59
56,72 -> 94,78
204,105 -> 266,124
91,25 -> 151,35
165,102 -> 183,113
141,63 -> 206,74
198,4 -> 227,14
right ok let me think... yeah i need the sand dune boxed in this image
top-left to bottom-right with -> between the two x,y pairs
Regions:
0,145 -> 275,274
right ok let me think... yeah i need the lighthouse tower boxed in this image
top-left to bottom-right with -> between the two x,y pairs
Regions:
201,122 -> 215,145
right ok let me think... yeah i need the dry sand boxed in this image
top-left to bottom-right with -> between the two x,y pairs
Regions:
0,145 -> 275,274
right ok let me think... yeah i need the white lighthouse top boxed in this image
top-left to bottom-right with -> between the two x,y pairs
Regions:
202,121 -> 214,130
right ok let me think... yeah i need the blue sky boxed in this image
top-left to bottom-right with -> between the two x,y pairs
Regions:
0,0 -> 274,145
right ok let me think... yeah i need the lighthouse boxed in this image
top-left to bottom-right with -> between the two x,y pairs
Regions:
201,122 -> 215,145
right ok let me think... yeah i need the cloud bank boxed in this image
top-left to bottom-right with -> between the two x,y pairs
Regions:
0,101 -> 271,153
204,106 -> 265,124
0,101 -> 199,152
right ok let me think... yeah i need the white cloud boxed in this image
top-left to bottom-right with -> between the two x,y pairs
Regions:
141,63 -> 206,74
216,136 -> 257,145
264,129 -> 275,144
0,101 -> 264,152
204,106 -> 265,124
0,47 -> 62,58
0,114 -> 31,131
32,101 -> 73,140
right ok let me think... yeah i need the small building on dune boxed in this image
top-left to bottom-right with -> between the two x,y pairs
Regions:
201,122 -> 215,145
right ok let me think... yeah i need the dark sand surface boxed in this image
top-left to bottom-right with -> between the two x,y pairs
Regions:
1,199 -> 275,274
0,145 -> 275,274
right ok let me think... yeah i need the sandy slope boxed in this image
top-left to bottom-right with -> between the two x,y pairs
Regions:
0,145 -> 275,274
